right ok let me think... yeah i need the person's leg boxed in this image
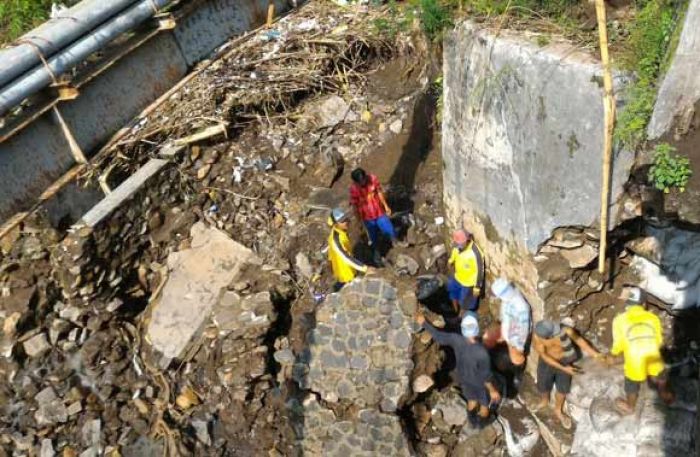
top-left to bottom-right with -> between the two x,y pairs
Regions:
652,375 -> 675,404
553,392 -> 572,429
376,214 -> 405,247
462,385 -> 480,427
554,370 -> 572,430
447,277 -> 464,315
477,385 -> 495,428
364,219 -> 383,266
333,281 -> 345,292
553,370 -> 573,429
463,285 -> 479,312
364,218 -> 379,246
536,359 -> 554,411
617,377 -> 641,414
649,361 -> 674,404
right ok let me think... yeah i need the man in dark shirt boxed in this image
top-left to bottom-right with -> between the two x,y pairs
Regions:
416,311 -> 501,428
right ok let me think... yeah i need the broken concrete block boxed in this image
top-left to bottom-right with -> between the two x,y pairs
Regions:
23,333 -> 50,357
35,397 -> 68,426
66,401 -> 82,416
81,419 -> 101,448
413,375 -> 434,393
295,252 -> 313,279
433,391 -> 468,427
40,439 -> 55,457
273,349 -> 295,365
395,254 -> 420,275
146,222 -> 256,367
313,95 -> 351,128
192,419 -> 211,445
389,119 -> 403,134
560,244 -> 598,269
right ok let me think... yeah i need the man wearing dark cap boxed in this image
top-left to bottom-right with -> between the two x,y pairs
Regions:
611,286 -> 674,414
532,319 -> 606,429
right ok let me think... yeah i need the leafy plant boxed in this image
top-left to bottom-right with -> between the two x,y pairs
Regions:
0,0 -> 54,44
411,0 -> 454,41
373,0 -> 414,39
648,143 -> 692,192
615,0 -> 680,150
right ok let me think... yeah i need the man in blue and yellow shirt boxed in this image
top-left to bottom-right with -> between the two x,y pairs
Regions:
447,229 -> 484,316
328,207 -> 374,291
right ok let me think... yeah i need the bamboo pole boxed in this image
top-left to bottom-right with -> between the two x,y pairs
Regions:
595,0 -> 616,274
267,3 -> 275,28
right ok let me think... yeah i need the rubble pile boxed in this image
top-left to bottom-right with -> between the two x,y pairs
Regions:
89,1 -> 413,177
568,358 -> 697,456
627,225 -> 700,310
0,3 -> 440,455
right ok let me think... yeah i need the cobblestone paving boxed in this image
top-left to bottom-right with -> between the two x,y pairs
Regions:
296,278 -> 416,455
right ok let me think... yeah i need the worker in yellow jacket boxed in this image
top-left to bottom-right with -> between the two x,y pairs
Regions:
328,207 -> 373,291
447,229 -> 485,316
611,286 -> 674,414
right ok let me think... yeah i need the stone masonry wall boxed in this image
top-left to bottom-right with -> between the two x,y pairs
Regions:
51,161 -> 188,309
296,278 -> 414,455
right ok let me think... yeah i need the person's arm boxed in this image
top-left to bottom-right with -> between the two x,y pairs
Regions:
533,335 -> 574,374
349,186 -> 361,217
374,176 -> 392,215
485,381 -> 501,404
422,322 -> 461,348
475,349 -> 501,403
566,327 -> 600,358
610,315 -> 623,356
447,248 -> 456,272
331,231 -> 367,274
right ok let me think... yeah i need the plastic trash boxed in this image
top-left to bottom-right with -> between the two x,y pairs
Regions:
255,157 -> 274,171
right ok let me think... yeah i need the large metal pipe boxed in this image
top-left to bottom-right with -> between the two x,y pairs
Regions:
0,0 -> 140,89
0,0 -> 171,117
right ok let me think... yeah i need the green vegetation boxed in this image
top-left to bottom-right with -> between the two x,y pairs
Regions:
648,143 -> 692,193
433,75 -> 444,124
615,0 -> 683,151
460,0 -> 578,18
373,0 -> 414,39
0,0 -> 54,44
412,0 -> 454,41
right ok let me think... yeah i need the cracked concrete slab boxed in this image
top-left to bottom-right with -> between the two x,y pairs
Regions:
146,222 -> 255,367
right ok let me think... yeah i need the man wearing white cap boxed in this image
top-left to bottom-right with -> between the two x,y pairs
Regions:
415,311 -> 501,428
485,278 -> 531,367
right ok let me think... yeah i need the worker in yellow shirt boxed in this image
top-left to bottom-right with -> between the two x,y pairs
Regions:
447,229 -> 484,317
328,207 -> 374,291
611,286 -> 674,414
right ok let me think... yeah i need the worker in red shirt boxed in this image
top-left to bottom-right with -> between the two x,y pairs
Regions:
349,168 -> 406,265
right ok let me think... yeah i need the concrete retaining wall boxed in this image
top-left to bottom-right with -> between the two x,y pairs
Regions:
648,0 -> 700,140
442,22 -> 635,311
0,0 -> 291,225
